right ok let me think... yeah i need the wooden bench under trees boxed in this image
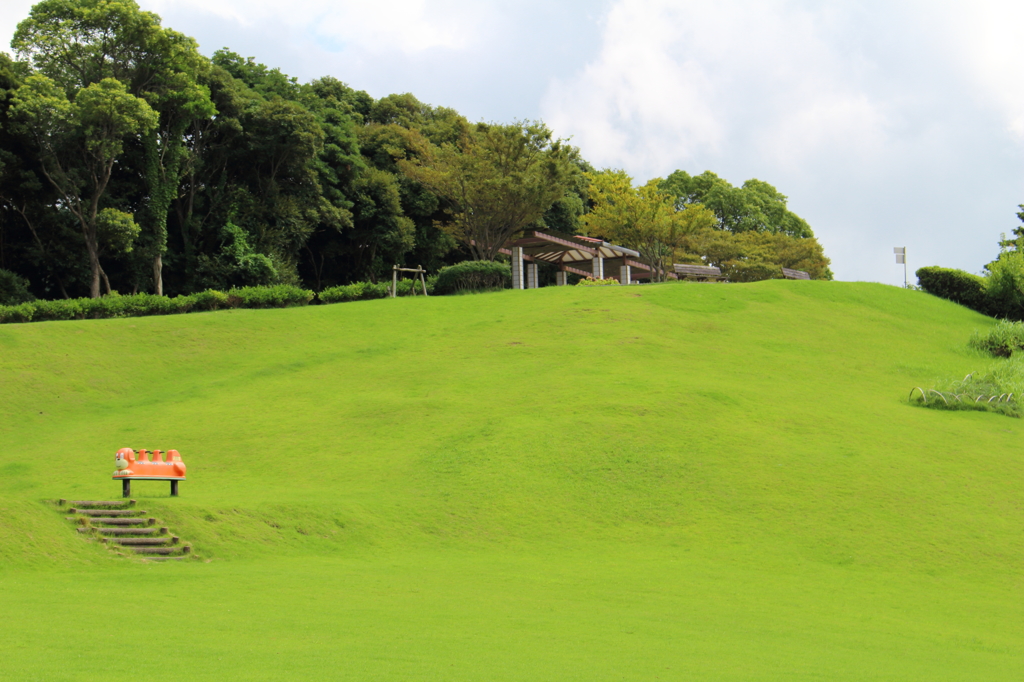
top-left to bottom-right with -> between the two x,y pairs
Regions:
674,264 -> 725,281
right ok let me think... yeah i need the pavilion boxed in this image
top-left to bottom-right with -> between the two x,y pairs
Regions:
503,230 -> 655,289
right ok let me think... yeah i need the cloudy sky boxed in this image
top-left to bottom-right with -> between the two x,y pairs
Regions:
3,0 -> 1022,284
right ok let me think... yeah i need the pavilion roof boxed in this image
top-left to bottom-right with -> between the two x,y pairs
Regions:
507,230 -> 648,271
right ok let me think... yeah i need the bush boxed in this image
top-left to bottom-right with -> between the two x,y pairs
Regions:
910,359 -> 1024,418
575,277 -> 619,286
189,289 -> 230,312
319,281 -> 388,303
0,269 -> 34,305
0,285 -> 313,324
225,285 -> 314,308
916,266 -> 989,315
984,252 -> 1024,320
970,319 -> 1024,357
433,260 -> 510,295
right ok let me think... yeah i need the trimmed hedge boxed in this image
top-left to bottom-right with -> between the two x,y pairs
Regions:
916,266 -> 989,315
0,285 -> 313,324
319,277 -> 436,304
433,260 -> 511,295
576,277 -> 619,286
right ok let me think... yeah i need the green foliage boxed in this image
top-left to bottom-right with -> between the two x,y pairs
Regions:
915,266 -> 990,315
319,280 -> 389,303
94,208 -> 140,254
401,120 -> 577,261
910,360 -> 1024,418
0,284 -> 311,322
969,319 -> 1024,357
680,228 -> 833,281
225,285 -> 313,308
0,268 -> 34,305
433,260 -> 511,294
575,277 -> 619,286
318,276 -> 436,303
661,170 -> 814,237
984,252 -> 1024,320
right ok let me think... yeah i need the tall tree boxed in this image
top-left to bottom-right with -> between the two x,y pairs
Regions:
583,170 -> 715,281
10,75 -> 156,297
401,120 -> 575,261
661,170 -> 813,238
13,0 -> 216,294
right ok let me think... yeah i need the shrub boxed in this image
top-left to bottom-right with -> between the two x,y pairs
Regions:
0,302 -> 35,323
969,319 -> 1024,357
984,252 -> 1024,320
916,266 -> 989,315
433,260 -> 510,295
0,285 -> 313,324
576,277 -> 619,286
189,289 -> 230,312
0,269 -> 34,305
320,281 -> 387,303
226,285 -> 314,308
910,359 -> 1024,418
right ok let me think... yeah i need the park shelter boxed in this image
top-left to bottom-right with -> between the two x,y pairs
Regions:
504,231 -> 654,288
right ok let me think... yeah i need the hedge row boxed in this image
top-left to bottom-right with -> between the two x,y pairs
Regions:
0,262 -> 516,324
319,276 -> 437,303
916,266 -> 990,315
0,285 -> 314,324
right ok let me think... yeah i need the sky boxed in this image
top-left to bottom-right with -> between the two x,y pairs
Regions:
3,0 -> 1023,284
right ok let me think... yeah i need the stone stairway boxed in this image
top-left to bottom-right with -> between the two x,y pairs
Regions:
58,499 -> 194,561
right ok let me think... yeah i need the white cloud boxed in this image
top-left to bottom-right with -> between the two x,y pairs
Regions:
542,0 -> 893,179
145,0 -> 491,54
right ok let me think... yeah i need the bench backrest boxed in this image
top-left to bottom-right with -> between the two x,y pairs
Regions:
674,264 -> 723,278
781,268 -> 810,280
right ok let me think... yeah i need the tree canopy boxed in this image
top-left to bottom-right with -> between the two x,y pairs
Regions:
0,0 -> 832,299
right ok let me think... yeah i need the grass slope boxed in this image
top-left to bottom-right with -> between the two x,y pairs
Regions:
1,281 -> 1021,680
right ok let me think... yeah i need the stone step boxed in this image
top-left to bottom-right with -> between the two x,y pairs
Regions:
60,499 -> 135,508
85,517 -> 155,526
71,509 -> 145,517
146,556 -> 187,562
96,527 -> 167,536
110,537 -> 179,546
132,545 -> 190,556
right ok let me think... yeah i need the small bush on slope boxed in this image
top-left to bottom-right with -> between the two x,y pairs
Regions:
970,319 -> 1024,357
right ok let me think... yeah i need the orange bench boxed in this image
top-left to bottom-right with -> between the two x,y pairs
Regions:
113,448 -> 187,497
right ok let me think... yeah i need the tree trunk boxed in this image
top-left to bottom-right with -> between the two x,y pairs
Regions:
87,241 -> 102,298
153,254 -> 163,296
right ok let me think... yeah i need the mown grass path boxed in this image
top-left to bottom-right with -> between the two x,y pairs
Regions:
1,281 -> 1021,679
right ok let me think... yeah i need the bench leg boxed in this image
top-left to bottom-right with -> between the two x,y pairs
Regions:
122,479 -> 131,498
170,480 -> 179,497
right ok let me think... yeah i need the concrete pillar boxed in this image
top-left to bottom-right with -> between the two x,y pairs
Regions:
619,265 -> 631,285
555,271 -> 568,286
526,263 -> 539,289
511,247 -> 524,289
592,256 -> 604,280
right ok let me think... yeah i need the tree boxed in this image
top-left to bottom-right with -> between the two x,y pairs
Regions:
10,75 -> 156,297
400,120 -> 576,261
661,170 -> 813,238
583,170 -> 715,281
13,0 -> 217,295
678,229 -> 832,281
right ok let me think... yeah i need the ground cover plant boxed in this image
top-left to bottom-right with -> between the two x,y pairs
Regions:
1,281 -> 1022,680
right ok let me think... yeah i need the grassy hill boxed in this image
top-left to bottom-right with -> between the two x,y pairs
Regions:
1,281 -> 1021,680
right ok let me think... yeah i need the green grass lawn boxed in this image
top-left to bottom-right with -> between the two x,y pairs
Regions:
1,281 -> 1022,679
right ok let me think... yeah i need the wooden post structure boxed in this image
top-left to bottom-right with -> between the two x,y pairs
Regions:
391,265 -> 429,298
